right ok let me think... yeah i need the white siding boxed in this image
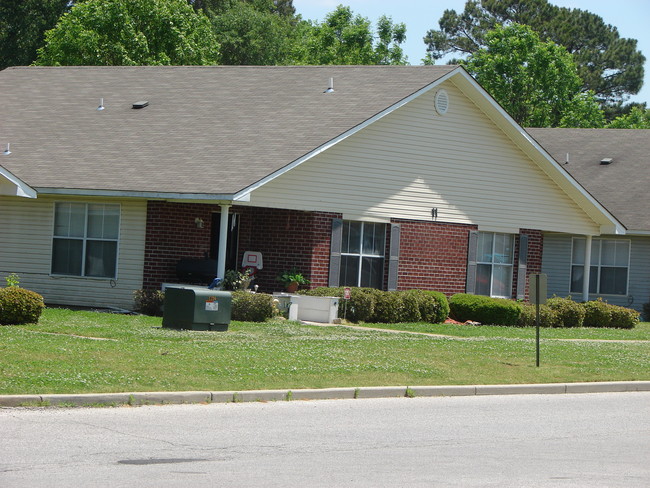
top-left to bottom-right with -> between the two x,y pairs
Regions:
542,232 -> 650,312
0,195 -> 146,309
250,80 -> 599,235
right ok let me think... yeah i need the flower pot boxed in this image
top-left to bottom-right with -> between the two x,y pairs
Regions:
285,281 -> 299,293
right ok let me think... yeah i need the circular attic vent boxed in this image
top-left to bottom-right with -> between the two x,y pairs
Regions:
434,89 -> 449,115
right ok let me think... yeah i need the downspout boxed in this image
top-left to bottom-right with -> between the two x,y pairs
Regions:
217,204 -> 231,281
582,235 -> 592,302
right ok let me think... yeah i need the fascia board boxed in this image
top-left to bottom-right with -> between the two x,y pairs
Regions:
0,165 -> 37,198
449,69 -> 625,236
36,187 -> 237,202
233,67 -> 463,202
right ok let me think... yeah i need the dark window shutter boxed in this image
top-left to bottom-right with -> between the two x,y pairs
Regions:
466,230 -> 479,294
328,218 -> 343,287
517,234 -> 529,300
387,223 -> 400,291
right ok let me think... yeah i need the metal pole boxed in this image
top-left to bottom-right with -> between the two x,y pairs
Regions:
536,273 -> 540,367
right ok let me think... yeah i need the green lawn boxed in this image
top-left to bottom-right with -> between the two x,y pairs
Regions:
0,308 -> 648,395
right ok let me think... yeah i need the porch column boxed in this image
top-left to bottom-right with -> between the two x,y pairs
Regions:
217,204 -> 231,280
582,235 -> 592,302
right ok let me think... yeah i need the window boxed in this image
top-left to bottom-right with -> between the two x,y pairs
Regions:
339,221 -> 386,289
52,203 -> 120,278
571,238 -> 629,295
476,232 -> 514,298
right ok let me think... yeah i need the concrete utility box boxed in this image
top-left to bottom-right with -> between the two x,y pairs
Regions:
273,294 -> 339,323
163,285 -> 231,331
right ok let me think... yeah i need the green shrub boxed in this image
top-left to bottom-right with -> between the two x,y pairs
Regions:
421,290 -> 450,323
231,292 -> 276,322
449,294 -> 522,326
546,296 -> 585,328
583,299 -> 612,328
517,304 -> 559,327
372,292 -> 406,323
608,305 -> 639,329
346,288 -> 376,322
133,289 -> 164,316
398,290 -> 423,323
0,287 -> 45,325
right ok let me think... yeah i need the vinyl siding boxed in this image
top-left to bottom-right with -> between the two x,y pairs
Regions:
250,80 -> 599,235
0,195 -> 146,309
542,232 -> 650,311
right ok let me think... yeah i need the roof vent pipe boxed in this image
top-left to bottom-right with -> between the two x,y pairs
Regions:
2,143 -> 10,156
600,158 -> 613,165
324,78 -> 334,93
565,153 -> 569,164
97,98 -> 105,111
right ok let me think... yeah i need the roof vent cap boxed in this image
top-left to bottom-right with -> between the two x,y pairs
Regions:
434,89 -> 449,115
132,101 -> 149,109
600,158 -> 613,165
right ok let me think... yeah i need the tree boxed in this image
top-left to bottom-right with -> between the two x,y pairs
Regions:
35,0 -> 220,66
0,0 -> 70,69
606,107 -> 650,129
463,23 -> 604,127
207,1 -> 299,65
424,0 -> 645,106
295,5 -> 407,65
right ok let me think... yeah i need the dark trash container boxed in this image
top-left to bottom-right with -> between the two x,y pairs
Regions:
162,285 -> 231,331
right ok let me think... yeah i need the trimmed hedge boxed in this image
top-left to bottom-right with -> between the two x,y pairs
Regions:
517,304 -> 559,328
302,287 -> 450,324
608,304 -> 639,329
546,296 -> 585,328
583,298 -> 611,328
449,294 -> 522,326
133,289 -> 164,316
0,287 -> 45,325
231,292 -> 277,322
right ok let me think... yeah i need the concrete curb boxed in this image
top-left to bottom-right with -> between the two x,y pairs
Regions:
1,381 -> 648,408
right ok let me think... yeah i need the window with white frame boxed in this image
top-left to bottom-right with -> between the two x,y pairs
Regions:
52,203 -> 120,278
475,232 -> 514,298
570,238 -> 629,295
339,221 -> 386,289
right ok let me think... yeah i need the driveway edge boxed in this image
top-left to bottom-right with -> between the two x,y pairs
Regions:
1,381 -> 648,407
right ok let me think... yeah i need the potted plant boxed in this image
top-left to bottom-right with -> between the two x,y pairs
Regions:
276,268 -> 310,293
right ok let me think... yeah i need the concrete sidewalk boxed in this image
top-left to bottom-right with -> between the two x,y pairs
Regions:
1,381 -> 648,408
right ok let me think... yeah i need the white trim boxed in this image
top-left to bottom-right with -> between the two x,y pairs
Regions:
233,68 -> 463,202
36,187 -> 236,202
0,165 -> 37,198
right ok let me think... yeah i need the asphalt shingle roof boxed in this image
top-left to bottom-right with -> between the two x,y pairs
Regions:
0,65 -> 456,196
527,128 -> 650,232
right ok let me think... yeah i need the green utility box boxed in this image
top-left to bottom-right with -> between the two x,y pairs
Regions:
162,285 -> 231,331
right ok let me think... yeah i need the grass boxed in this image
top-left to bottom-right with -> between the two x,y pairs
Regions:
0,308 -> 648,395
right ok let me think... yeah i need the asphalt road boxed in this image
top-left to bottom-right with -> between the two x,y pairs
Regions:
1,392 -> 648,487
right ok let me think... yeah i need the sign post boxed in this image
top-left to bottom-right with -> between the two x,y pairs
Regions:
529,273 -> 547,367
343,287 -> 351,321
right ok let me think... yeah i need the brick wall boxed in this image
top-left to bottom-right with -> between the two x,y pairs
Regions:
392,219 -> 478,296
514,229 -> 544,300
143,201 -> 339,291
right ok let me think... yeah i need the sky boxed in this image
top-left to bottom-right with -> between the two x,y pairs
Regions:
292,0 -> 650,105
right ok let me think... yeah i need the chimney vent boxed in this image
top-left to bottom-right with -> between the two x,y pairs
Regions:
600,158 -> 613,165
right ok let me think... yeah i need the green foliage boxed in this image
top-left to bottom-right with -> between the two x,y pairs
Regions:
231,291 -> 276,322
606,107 -> 650,129
582,298 -> 612,328
643,301 -> 650,322
420,290 -> 451,324
276,268 -> 310,286
5,273 -> 20,287
371,291 -> 406,323
463,23 -> 603,127
133,289 -> 164,316
223,268 -> 255,291
424,0 -> 645,106
449,294 -> 522,326
294,5 -> 407,65
0,0 -> 70,69
546,296 -> 585,328
35,0 -> 220,66
210,0 -> 298,65
0,287 -> 45,325
345,288 -> 376,323
397,291 -> 422,323
608,305 -> 639,330
517,304 -> 558,327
